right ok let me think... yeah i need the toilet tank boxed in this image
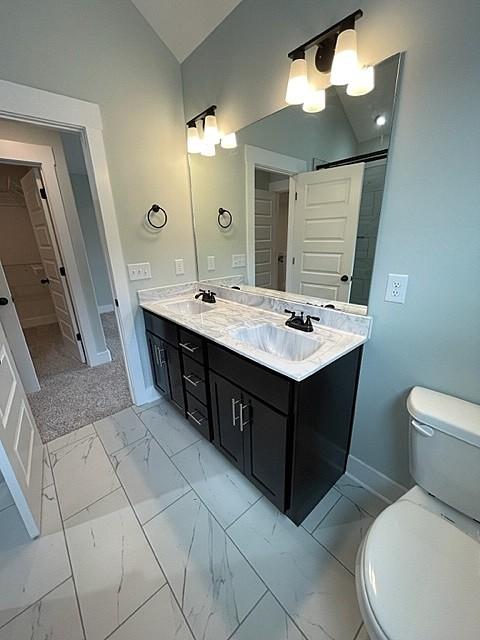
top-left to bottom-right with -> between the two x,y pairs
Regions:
407,386 -> 480,522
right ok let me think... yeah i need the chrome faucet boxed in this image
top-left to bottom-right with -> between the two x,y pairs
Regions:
195,289 -> 216,303
284,309 -> 319,332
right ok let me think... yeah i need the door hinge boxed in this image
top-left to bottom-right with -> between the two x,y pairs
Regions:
292,257 -> 296,265
114,298 -> 119,308
295,192 -> 298,201
39,187 -> 47,200
76,332 -> 82,341
59,266 -> 66,276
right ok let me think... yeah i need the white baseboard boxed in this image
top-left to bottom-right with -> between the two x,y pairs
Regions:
98,304 -> 114,314
132,384 -> 161,407
88,348 -> 112,366
21,314 -> 57,329
346,455 -> 408,505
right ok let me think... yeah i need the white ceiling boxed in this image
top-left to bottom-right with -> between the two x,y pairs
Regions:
131,0 -> 243,62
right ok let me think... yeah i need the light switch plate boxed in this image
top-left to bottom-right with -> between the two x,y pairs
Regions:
127,262 -> 151,281
385,273 -> 408,303
207,256 -> 215,271
232,254 -> 246,268
174,258 -> 185,276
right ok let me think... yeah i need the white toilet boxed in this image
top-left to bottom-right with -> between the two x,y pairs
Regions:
355,386 -> 480,640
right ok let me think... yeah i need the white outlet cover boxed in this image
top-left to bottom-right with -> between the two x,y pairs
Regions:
385,273 -> 408,303
127,262 -> 151,281
175,258 -> 185,276
207,256 -> 215,271
232,254 -> 246,268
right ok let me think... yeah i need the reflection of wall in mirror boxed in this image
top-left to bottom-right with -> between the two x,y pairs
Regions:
351,160 -> 387,305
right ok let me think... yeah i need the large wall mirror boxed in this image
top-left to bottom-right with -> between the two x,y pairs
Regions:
188,53 -> 402,311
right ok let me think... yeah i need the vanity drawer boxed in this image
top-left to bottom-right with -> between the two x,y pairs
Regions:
143,310 -> 178,346
178,328 -> 204,364
186,393 -> 210,440
182,355 -> 207,405
208,343 -> 291,414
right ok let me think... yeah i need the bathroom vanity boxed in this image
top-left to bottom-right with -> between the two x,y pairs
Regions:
141,286 -> 369,524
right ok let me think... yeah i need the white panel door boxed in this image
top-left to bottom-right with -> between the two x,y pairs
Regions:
289,163 -> 365,302
255,189 -> 278,289
0,261 -> 39,393
21,169 -> 85,362
0,319 -> 42,537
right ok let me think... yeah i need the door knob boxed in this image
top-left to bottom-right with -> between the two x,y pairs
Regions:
0,297 -> 8,306
340,275 -> 350,282
40,278 -> 50,284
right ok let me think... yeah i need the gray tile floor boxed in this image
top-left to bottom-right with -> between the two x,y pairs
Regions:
0,401 -> 384,639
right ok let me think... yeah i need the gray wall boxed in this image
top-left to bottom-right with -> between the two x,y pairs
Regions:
0,0 -> 196,390
62,132 -> 113,310
182,0 -> 480,486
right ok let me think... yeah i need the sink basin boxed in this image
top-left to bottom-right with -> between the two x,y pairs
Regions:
165,299 -> 215,315
230,324 -> 321,362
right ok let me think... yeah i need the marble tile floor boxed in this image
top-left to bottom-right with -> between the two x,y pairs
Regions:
0,401 -> 384,640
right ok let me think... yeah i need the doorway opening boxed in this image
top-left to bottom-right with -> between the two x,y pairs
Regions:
254,168 -> 291,291
0,130 -> 131,443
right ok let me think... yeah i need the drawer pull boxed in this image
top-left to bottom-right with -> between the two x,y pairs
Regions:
183,373 -> 202,387
179,342 -> 199,353
231,398 -> 240,426
187,410 -> 206,426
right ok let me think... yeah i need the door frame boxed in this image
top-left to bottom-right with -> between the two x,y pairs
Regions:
0,78 -> 144,405
244,145 -> 307,285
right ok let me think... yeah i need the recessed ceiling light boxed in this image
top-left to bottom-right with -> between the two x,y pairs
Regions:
375,114 -> 387,126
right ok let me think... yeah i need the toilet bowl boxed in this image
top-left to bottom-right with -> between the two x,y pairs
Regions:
355,387 -> 480,640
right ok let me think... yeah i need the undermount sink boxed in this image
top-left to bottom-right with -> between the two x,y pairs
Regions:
230,323 -> 322,362
164,299 -> 215,315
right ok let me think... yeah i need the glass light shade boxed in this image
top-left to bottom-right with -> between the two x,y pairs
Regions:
201,141 -> 216,157
221,132 -> 237,149
347,65 -> 375,96
285,58 -> 308,105
204,114 -> 220,145
187,125 -> 201,154
330,29 -> 358,86
302,89 -> 326,113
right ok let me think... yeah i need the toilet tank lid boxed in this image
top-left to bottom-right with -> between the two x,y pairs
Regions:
407,386 -> 480,447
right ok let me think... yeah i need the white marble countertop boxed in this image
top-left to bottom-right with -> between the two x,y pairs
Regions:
140,294 -> 368,382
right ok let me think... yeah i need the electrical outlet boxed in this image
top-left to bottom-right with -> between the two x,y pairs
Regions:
127,262 -> 151,281
385,273 -> 408,303
232,254 -> 246,268
174,258 -> 185,276
207,256 -> 215,271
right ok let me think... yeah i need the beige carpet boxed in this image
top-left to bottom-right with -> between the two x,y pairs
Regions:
26,312 -> 131,443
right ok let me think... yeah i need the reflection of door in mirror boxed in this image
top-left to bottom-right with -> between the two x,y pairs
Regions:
254,169 -> 290,291
288,163 -> 365,302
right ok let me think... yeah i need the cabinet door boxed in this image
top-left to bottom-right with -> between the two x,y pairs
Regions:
164,342 -> 185,412
146,332 -> 169,394
242,395 -> 288,510
210,373 -> 244,471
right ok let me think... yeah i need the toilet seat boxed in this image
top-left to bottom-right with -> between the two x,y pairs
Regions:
356,497 -> 480,640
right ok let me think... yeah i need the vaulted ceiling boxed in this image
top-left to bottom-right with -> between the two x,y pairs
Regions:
131,0 -> 243,62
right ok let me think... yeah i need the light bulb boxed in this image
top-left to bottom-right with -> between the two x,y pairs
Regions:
375,114 -> 387,126
347,65 -> 375,96
285,57 -> 308,105
330,29 -> 358,86
204,114 -> 220,145
187,125 -> 201,154
221,132 -> 237,149
303,89 -> 326,113
201,141 -> 216,157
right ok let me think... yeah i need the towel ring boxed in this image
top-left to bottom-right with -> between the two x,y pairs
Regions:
146,204 -> 167,230
218,207 -> 232,229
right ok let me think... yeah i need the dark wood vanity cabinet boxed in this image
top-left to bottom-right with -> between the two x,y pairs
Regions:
143,309 -> 362,525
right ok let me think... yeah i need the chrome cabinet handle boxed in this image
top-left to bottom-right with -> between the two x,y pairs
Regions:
179,342 -> 199,353
231,398 -> 240,426
239,402 -> 250,432
187,410 -> 205,426
154,344 -> 160,366
183,373 -> 202,387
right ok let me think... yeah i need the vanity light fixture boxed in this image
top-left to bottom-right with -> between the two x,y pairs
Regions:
186,105 -> 237,155
285,10 -> 374,110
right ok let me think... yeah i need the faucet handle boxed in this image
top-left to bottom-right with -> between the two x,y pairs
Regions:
306,315 -> 319,322
284,308 -> 296,319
